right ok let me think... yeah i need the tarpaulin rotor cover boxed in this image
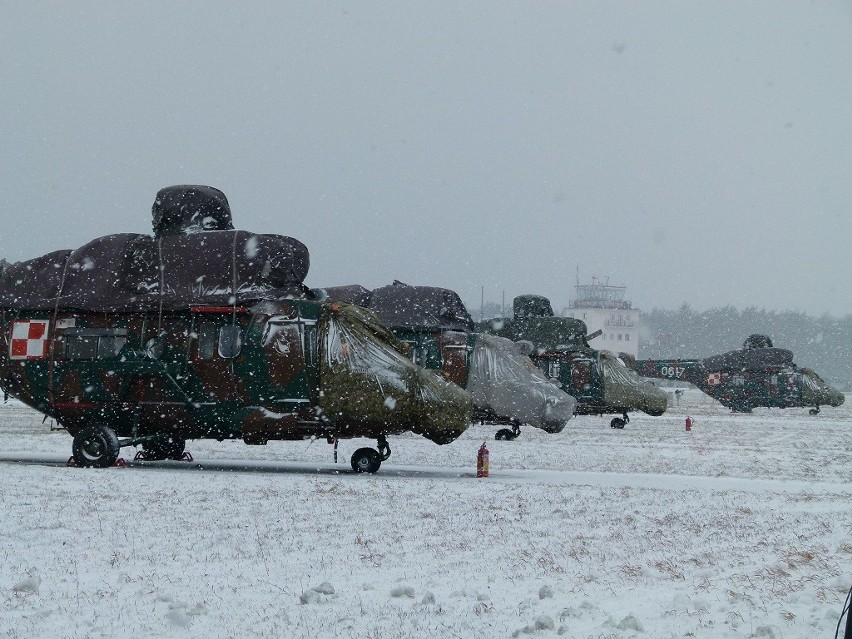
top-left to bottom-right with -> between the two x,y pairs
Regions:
0,231 -> 310,312
324,281 -> 474,332
0,185 -> 310,312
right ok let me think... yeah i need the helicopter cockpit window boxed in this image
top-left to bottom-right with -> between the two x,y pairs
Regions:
263,322 -> 303,358
218,325 -> 243,359
63,328 -> 127,360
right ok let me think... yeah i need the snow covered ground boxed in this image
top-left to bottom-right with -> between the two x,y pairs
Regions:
1,389 -> 850,638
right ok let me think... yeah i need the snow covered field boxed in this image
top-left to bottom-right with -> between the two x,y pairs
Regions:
1,389 -> 849,639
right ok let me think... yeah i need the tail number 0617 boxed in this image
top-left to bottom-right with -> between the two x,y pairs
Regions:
660,366 -> 685,379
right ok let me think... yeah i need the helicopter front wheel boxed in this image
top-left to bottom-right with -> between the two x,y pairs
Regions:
610,412 -> 629,429
71,424 -> 120,468
809,406 -> 820,416
351,448 -> 382,473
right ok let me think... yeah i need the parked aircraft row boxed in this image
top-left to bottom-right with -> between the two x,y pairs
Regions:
0,186 -> 843,472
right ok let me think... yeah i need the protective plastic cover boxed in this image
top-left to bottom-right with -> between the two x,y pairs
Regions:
467,334 -> 576,433
318,303 -> 472,444
599,351 -> 668,416
799,368 -> 845,407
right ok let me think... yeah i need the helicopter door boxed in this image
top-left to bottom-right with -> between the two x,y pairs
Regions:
260,318 -> 313,405
567,356 -> 596,401
129,314 -> 199,433
437,331 -> 471,387
189,316 -> 243,402
768,374 -> 779,396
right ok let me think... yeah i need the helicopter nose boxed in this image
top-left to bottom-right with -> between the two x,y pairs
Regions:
801,371 -> 845,407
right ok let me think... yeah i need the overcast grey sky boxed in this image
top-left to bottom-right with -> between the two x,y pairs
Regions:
2,1 -> 851,316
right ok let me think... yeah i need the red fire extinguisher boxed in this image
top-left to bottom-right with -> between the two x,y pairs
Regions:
685,416 -> 693,431
477,442 -> 489,478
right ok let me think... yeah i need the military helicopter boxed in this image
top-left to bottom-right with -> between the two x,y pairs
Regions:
477,295 -> 667,430
321,281 -> 577,440
0,185 -> 472,473
630,334 -> 845,414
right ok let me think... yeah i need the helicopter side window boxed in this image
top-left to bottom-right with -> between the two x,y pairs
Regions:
98,335 -> 127,358
65,335 -> 99,359
218,325 -> 243,359
64,328 -> 128,360
571,361 -> 591,387
548,359 -> 561,378
263,322 -> 303,358
197,323 -> 217,360
304,326 -> 317,366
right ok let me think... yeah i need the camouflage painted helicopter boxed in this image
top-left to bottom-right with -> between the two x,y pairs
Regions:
0,185 -> 471,472
630,334 -> 845,414
477,295 -> 667,430
321,281 -> 577,441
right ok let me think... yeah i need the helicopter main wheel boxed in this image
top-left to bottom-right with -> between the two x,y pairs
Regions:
495,421 -> 522,441
610,417 -> 626,429
351,447 -> 382,474
142,436 -> 186,461
71,424 -> 120,468
809,407 -> 820,416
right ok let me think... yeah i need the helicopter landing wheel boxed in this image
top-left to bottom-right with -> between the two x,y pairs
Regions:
809,407 -> 820,416
495,421 -> 521,441
610,417 -> 626,429
71,424 -> 120,468
351,447 -> 382,473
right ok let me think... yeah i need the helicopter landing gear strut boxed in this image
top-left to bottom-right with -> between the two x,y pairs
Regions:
610,413 -> 629,429
809,406 -> 821,416
495,421 -> 522,441
351,435 -> 392,474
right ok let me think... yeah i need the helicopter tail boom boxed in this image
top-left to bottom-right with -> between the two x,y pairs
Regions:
633,359 -> 706,386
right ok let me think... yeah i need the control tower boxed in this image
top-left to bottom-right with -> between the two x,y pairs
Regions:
562,276 -> 639,357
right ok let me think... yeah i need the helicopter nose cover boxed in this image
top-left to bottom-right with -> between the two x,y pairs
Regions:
599,351 -> 668,416
318,303 -> 473,445
799,368 -> 845,408
466,334 -> 576,433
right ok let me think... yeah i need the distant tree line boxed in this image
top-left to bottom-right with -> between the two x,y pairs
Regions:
640,305 -> 852,390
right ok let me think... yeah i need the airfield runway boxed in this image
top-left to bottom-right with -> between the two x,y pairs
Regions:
1,389 -> 849,638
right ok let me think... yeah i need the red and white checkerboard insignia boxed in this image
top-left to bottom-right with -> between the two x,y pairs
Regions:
9,320 -> 50,360
707,372 -> 722,386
